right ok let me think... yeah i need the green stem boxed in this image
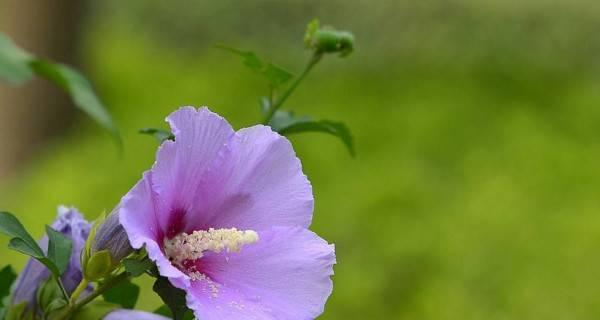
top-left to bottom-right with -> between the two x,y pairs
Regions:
69,279 -> 89,304
55,276 -> 69,301
263,53 -> 322,124
59,272 -> 129,320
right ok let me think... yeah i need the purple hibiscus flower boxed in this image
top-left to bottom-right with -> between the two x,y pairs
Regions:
11,206 -> 90,314
119,107 -> 335,319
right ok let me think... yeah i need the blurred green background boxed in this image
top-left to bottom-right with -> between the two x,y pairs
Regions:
2,0 -> 600,318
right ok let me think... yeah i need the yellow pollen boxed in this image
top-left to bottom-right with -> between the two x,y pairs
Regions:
164,227 -> 259,266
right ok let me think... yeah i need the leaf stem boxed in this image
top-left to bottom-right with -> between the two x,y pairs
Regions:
263,53 -> 322,124
55,276 -> 70,301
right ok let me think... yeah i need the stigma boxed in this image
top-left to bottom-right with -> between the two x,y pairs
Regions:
164,227 -> 259,266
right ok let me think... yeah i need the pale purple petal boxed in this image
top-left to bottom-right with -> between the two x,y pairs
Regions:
186,125 -> 313,231
119,172 -> 188,283
151,107 -> 234,239
103,309 -> 170,320
185,227 -> 335,320
11,206 -> 91,310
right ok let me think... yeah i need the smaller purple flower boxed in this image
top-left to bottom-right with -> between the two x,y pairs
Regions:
11,206 -> 91,313
103,309 -> 170,320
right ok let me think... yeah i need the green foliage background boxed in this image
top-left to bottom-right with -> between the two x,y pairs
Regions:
2,0 -> 600,318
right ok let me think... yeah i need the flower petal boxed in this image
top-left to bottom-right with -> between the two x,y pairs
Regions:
187,125 -> 313,232
186,226 -> 335,320
119,172 -> 187,282
103,309 -> 170,320
151,107 -> 235,238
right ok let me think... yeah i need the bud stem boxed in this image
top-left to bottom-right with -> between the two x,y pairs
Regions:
69,278 -> 89,304
263,52 -> 322,124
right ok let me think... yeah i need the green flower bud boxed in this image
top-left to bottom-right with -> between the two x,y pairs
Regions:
304,19 -> 355,57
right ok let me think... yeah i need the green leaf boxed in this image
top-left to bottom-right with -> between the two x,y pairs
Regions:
29,60 -> 121,145
154,304 -> 194,320
44,299 -> 68,318
263,63 -> 293,87
268,110 -> 311,132
216,45 -> 263,72
36,277 -> 65,314
0,265 -> 16,307
83,250 -> 113,281
153,305 -> 170,316
45,225 -> 73,275
153,277 -> 193,320
217,45 -> 294,87
5,238 -> 56,276
0,212 -> 44,258
72,300 -> 119,320
0,33 -> 120,145
139,128 -> 174,144
0,33 -> 34,84
123,257 -> 155,277
102,281 -> 140,309
4,302 -> 30,320
269,111 -> 355,156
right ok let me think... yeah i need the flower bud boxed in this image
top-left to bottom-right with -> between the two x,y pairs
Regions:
83,208 -> 133,280
91,210 -> 133,262
304,19 -> 355,57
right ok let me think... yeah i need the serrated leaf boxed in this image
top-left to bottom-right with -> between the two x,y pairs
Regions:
72,300 -> 119,320
102,281 -> 140,309
153,277 -> 192,320
45,225 -> 73,275
0,266 -> 16,307
139,128 -> 174,144
123,257 -> 155,277
0,33 -> 34,84
269,111 -> 355,156
29,60 -> 120,145
217,45 -> 294,87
